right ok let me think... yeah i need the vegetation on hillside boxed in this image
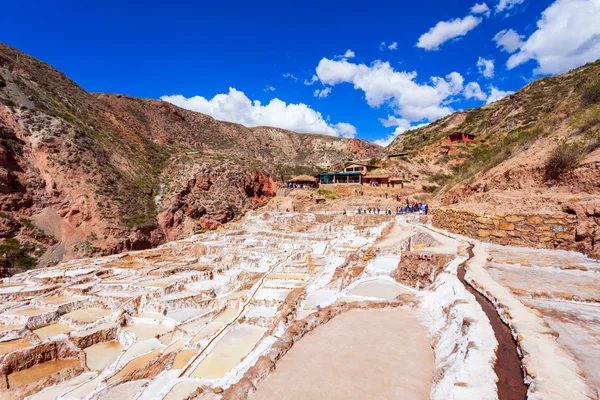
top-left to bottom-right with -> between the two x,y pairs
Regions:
383,59 -> 600,194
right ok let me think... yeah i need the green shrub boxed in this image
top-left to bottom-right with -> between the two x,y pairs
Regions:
0,238 -> 38,270
582,82 -> 600,105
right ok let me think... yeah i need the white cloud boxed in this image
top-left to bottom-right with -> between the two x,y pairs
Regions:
486,86 -> 514,104
374,122 -> 429,147
304,75 -> 319,85
161,88 -> 355,137
314,87 -> 332,98
388,42 -> 398,50
379,115 -> 411,128
505,0 -> 600,75
374,127 -> 408,146
333,122 -> 357,138
263,85 -> 276,92
335,49 -> 355,59
471,3 -> 491,17
464,82 -> 488,101
416,15 -> 482,50
493,29 -> 525,53
477,57 -> 495,78
283,73 -> 298,81
379,42 -> 386,51
315,57 -> 464,122
496,0 -> 524,13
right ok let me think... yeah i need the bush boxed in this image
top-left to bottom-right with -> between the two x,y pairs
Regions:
582,82 -> 600,105
545,142 -> 582,180
422,184 -> 438,193
0,238 -> 38,270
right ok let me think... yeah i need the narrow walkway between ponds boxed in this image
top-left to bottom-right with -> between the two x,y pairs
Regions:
252,309 -> 433,400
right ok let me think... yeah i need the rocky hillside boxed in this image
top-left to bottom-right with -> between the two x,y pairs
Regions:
383,59 -> 600,258
0,42 -> 380,274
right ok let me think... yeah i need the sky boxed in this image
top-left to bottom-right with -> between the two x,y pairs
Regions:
2,0 -> 600,145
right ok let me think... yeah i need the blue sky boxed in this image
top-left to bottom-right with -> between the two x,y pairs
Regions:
2,0 -> 600,145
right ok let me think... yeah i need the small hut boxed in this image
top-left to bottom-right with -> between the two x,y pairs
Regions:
285,175 -> 319,188
389,177 -> 404,188
363,169 -> 391,186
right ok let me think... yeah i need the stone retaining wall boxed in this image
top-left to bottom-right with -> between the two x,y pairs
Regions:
431,208 -> 577,250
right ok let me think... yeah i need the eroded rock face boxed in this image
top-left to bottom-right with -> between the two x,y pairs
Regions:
393,251 -> 453,289
157,159 -> 279,240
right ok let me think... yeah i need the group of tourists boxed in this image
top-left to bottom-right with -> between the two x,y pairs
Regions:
282,182 -> 308,189
345,198 -> 428,216
354,207 -> 393,215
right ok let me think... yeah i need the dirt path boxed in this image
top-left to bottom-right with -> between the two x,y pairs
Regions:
252,309 -> 433,400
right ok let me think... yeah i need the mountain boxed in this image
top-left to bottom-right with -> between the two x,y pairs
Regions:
382,60 -> 600,258
0,42 -> 380,274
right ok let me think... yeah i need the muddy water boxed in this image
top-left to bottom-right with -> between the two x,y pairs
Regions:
0,339 -> 33,355
7,358 -> 80,387
458,262 -> 528,400
84,340 -> 124,371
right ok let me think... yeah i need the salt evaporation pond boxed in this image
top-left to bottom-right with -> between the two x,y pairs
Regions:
108,349 -> 161,382
84,340 -> 124,370
190,325 -> 266,379
39,294 -> 85,306
213,307 -> 239,323
254,288 -> 291,301
7,358 -> 80,387
347,279 -> 411,300
124,322 -> 172,340
166,307 -> 208,322
164,381 -> 203,400
253,309 -> 433,400
0,338 -> 33,355
304,291 -> 336,309
246,306 -> 277,318
192,322 -> 226,343
172,349 -> 198,369
33,323 -> 72,339
63,308 -> 112,323
0,323 -> 24,333
28,372 -> 97,400
5,305 -> 54,316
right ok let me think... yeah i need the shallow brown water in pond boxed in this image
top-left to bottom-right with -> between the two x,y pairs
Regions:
7,358 -> 80,387
0,339 -> 33,355
171,349 -> 197,369
458,261 -> 528,400
107,349 -> 160,383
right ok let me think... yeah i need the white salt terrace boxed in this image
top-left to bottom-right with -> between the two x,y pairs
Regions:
0,212 -> 597,399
